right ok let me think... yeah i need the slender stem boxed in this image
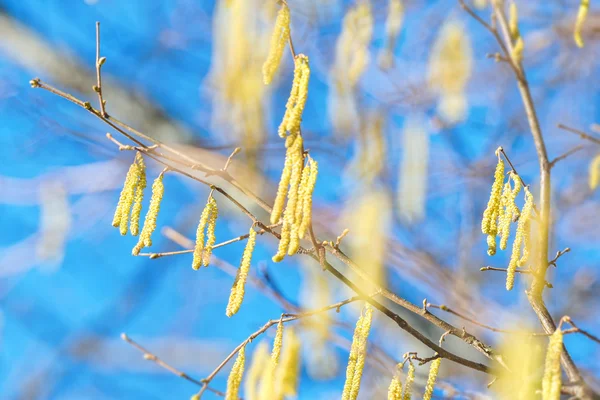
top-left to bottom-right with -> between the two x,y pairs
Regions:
558,124 -> 600,146
95,22 -> 107,117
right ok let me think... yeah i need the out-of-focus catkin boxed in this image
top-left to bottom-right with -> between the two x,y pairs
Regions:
245,341 -> 270,400
192,197 -> 218,270
258,320 -> 285,400
225,346 -> 246,400
512,36 -> 524,63
574,0 -> 590,48
113,154 -> 143,234
263,4 -> 290,85
279,55 -> 310,138
132,172 -> 165,255
378,0 -> 403,70
274,328 -> 301,399
342,305 -> 373,400
509,2 -> 520,40
226,227 -> 257,317
402,362 -> 415,400
387,374 -> 402,400
428,19 -> 473,123
542,329 -> 563,400
423,358 -> 441,400
130,153 -> 147,236
589,154 -> 600,190
506,187 -> 533,290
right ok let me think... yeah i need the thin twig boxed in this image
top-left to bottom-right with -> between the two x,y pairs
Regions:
557,124 -> 600,146
120,333 -> 226,397
95,22 -> 107,117
550,145 -> 586,168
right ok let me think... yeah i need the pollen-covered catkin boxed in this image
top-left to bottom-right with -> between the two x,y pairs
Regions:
258,320 -> 285,400
423,358 -> 441,400
574,0 -> 590,48
589,154 -> 600,190
279,55 -> 310,138
286,137 -> 305,256
506,187 -> 533,290
542,329 -> 563,400
298,158 -> 318,239
225,346 -> 246,400
113,156 -> 142,234
294,161 -> 311,228
203,198 -> 218,266
192,197 -> 214,270
130,153 -> 147,236
271,146 -> 294,224
226,227 -> 257,317
402,362 -> 415,400
132,173 -> 165,255
262,4 -> 290,85
342,305 -> 373,400
482,156 -> 505,235
271,319 -> 284,364
387,374 -> 402,400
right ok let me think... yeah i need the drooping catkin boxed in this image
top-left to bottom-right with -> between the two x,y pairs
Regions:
286,137 -> 305,256
294,161 -> 311,229
245,341 -> 270,400
113,155 -> 142,233
542,329 -> 563,400
423,358 -> 441,400
274,328 -> 302,399
279,55 -> 310,138
506,187 -> 533,290
298,158 -> 318,239
262,4 -> 290,85
482,156 -> 505,236
225,346 -> 246,400
258,320 -> 285,400
271,145 -> 294,224
192,197 -> 217,270
589,154 -> 600,190
226,227 -> 257,317
387,373 -> 402,400
342,305 -> 373,400
378,0 -> 404,70
574,0 -> 590,48
130,153 -> 147,236
132,173 -> 165,255
499,172 -> 522,251
203,198 -> 219,266
402,362 -> 415,400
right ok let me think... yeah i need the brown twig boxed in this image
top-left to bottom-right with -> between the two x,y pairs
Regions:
95,22 -> 107,117
558,124 -> 600,146
120,333 -> 226,397
550,145 -> 586,168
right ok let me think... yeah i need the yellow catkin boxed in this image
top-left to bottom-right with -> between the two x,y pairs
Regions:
245,341 -> 270,400
342,305 -> 373,400
423,358 -> 441,400
203,198 -> 218,266
278,55 -> 310,138
113,156 -> 142,234
226,227 -> 257,317
482,156 -> 505,236
192,198 -> 213,270
298,158 -> 318,239
271,320 -> 284,364
378,0 -> 404,70
589,154 -> 600,190
294,161 -> 311,229
499,173 -> 521,251
542,329 -> 563,400
402,362 -> 415,400
512,36 -> 524,63
225,346 -> 246,400
387,369 -> 402,400
506,187 -> 533,290
275,328 -> 302,399
132,173 -> 165,255
509,2 -> 519,40
272,219 -> 291,263
262,4 -> 290,85
574,0 -> 590,48
130,153 -> 147,236
258,321 -> 285,400
286,137 -> 305,256
271,145 -> 294,224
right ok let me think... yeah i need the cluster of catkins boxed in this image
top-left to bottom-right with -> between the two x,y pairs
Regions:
262,4 -> 318,263
223,321 -> 302,400
482,151 -> 534,290
112,152 -> 166,256
386,354 -> 441,400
